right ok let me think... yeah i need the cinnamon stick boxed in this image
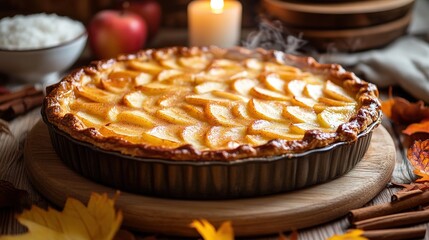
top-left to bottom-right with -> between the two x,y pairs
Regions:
349,191 -> 429,222
361,227 -> 426,240
0,86 -> 39,104
0,91 -> 44,120
391,189 -> 423,202
353,208 -> 429,230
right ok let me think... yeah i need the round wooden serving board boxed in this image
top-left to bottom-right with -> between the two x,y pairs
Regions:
24,121 -> 395,237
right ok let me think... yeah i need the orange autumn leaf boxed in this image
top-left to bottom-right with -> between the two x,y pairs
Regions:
327,229 -> 368,240
191,219 -> 234,240
402,118 -> 429,136
381,96 -> 429,125
0,192 -> 123,240
407,140 -> 429,183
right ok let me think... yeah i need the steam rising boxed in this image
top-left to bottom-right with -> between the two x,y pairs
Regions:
242,18 -> 307,55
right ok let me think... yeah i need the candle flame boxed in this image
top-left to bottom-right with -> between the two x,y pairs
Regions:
210,0 -> 224,14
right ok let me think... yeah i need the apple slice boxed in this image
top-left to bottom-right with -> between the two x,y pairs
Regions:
303,84 -> 324,100
291,96 -> 317,108
116,110 -> 157,128
265,63 -> 301,81
157,69 -> 184,81
157,92 -> 188,107
283,106 -> 318,123
156,107 -> 198,125
100,123 -> 145,142
194,81 -> 228,94
247,98 -> 283,121
323,80 -> 355,102
143,126 -> 182,147
205,103 -> 238,126
75,111 -> 104,127
71,101 -> 119,121
317,110 -> 352,129
128,60 -> 163,75
181,125 -> 207,148
263,73 -> 285,92
319,97 -> 356,106
245,135 -> 269,146
138,82 -> 173,94
250,86 -> 290,101
160,58 -> 182,69
182,104 -> 206,121
179,56 -> 210,70
185,93 -> 231,105
211,59 -> 241,69
123,91 -> 147,108
108,70 -> 140,81
290,123 -> 330,134
205,126 -> 246,148
212,90 -> 248,101
135,72 -> 153,86
244,58 -> 263,71
232,103 -> 251,119
248,120 -> 302,140
231,78 -> 258,96
286,80 -> 306,97
76,86 -> 120,103
314,105 -> 356,114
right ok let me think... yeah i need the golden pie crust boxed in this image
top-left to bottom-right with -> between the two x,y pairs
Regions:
43,47 -> 381,161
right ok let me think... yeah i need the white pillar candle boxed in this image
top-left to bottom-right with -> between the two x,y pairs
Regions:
188,0 -> 242,48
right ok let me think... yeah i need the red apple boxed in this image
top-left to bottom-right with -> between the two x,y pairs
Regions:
126,0 -> 162,39
88,10 -> 147,59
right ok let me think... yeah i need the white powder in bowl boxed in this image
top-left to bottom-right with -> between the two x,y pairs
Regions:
0,13 -> 85,50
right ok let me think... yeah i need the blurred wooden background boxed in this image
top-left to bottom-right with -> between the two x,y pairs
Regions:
0,0 -> 260,27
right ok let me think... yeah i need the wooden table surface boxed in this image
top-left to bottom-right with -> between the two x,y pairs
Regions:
0,29 -> 428,239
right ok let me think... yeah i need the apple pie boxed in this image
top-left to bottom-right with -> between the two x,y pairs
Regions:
42,47 -> 381,198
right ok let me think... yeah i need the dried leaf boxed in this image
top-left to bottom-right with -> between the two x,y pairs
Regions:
0,180 -> 29,208
327,229 -> 368,240
0,192 -> 122,240
381,88 -> 429,125
403,118 -> 429,136
191,219 -> 234,240
407,140 -> 429,183
0,119 -> 12,135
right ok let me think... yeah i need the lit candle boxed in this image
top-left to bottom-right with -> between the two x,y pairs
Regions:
188,0 -> 242,48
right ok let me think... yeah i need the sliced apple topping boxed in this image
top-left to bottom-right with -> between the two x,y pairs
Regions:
265,63 -> 301,81
181,125 -> 207,148
185,93 -> 231,105
134,72 -> 153,86
195,81 -> 228,94
249,120 -> 302,140
71,101 -> 119,121
319,97 -> 357,106
206,126 -> 246,148
212,90 -> 248,101
143,126 -> 182,147
108,70 -> 140,81
314,105 -> 356,114
182,104 -> 206,121
116,110 -> 157,128
101,78 -> 129,94
138,82 -> 173,94
250,86 -> 290,101
156,107 -> 198,125
160,58 -> 182,69
100,123 -> 145,141
286,80 -> 307,97
317,110 -> 352,129
245,135 -> 269,146
205,103 -> 238,126
231,78 -> 258,96
75,111 -> 104,127
179,56 -> 210,70
283,106 -> 317,123
232,103 -> 251,119
248,98 -> 283,121
263,73 -> 285,92
157,92 -> 188,107
244,58 -> 263,70
76,86 -> 120,103
291,97 -> 317,108
157,69 -> 184,81
303,84 -> 323,100
290,123 -> 330,134
128,60 -> 163,75
123,91 -> 147,108
324,80 -> 355,102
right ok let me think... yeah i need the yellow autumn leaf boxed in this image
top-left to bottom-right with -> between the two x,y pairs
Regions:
327,229 -> 368,240
191,219 -> 234,240
0,192 -> 122,240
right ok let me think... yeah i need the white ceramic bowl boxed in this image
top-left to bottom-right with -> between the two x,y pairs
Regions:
0,32 -> 87,84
